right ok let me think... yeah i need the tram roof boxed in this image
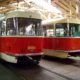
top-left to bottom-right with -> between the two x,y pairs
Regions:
5,11 -> 42,20
42,17 -> 80,25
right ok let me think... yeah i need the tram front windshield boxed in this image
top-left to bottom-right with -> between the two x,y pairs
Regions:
55,23 -> 80,37
5,17 -> 42,36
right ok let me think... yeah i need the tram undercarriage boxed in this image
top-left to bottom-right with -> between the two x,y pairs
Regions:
44,49 -> 80,58
0,53 -> 43,64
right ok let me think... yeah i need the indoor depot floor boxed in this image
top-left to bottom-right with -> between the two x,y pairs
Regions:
0,64 -> 21,80
0,57 -> 80,80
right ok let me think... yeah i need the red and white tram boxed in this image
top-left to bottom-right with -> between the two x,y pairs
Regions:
42,17 -> 80,58
0,11 -> 43,63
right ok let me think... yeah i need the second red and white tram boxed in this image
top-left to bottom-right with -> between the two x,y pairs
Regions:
0,11 -> 43,63
42,17 -> 80,58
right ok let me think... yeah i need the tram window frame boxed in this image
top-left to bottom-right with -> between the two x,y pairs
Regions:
43,24 -> 55,37
34,22 -> 43,36
55,23 -> 68,37
0,20 -> 6,36
18,18 -> 42,36
0,21 -> 2,35
6,18 -> 17,36
69,23 -> 80,37
25,23 -> 36,36
6,17 -> 42,36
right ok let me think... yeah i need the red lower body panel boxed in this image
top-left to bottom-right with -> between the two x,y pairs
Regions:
0,37 -> 43,55
44,37 -> 80,51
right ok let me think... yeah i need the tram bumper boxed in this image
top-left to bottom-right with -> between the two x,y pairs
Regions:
0,52 -> 43,63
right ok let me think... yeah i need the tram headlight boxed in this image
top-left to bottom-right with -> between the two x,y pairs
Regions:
27,46 -> 36,52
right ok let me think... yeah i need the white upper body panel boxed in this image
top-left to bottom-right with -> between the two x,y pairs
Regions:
42,17 -> 80,25
5,11 -> 42,19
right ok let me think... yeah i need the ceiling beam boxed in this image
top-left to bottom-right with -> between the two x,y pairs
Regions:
0,6 -> 16,13
0,0 -> 22,6
52,0 -> 78,14
59,0 -> 75,12
53,0 -> 69,12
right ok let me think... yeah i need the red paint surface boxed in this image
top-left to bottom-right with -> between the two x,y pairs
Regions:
44,37 -> 80,51
0,37 -> 43,55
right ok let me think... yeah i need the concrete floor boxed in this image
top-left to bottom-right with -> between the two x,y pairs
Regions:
40,57 -> 80,80
0,57 -> 80,80
0,64 -> 22,80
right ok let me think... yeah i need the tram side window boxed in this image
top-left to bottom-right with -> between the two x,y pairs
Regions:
6,18 -> 17,35
43,26 -> 47,36
46,29 -> 54,37
17,18 -> 34,36
17,17 -> 42,36
25,23 -> 42,36
43,25 -> 54,37
0,20 -> 6,36
19,27 -> 25,35
35,22 -> 43,36
69,23 -> 80,37
55,23 -> 68,37
25,24 -> 35,36
0,21 -> 2,35
18,17 -> 26,35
